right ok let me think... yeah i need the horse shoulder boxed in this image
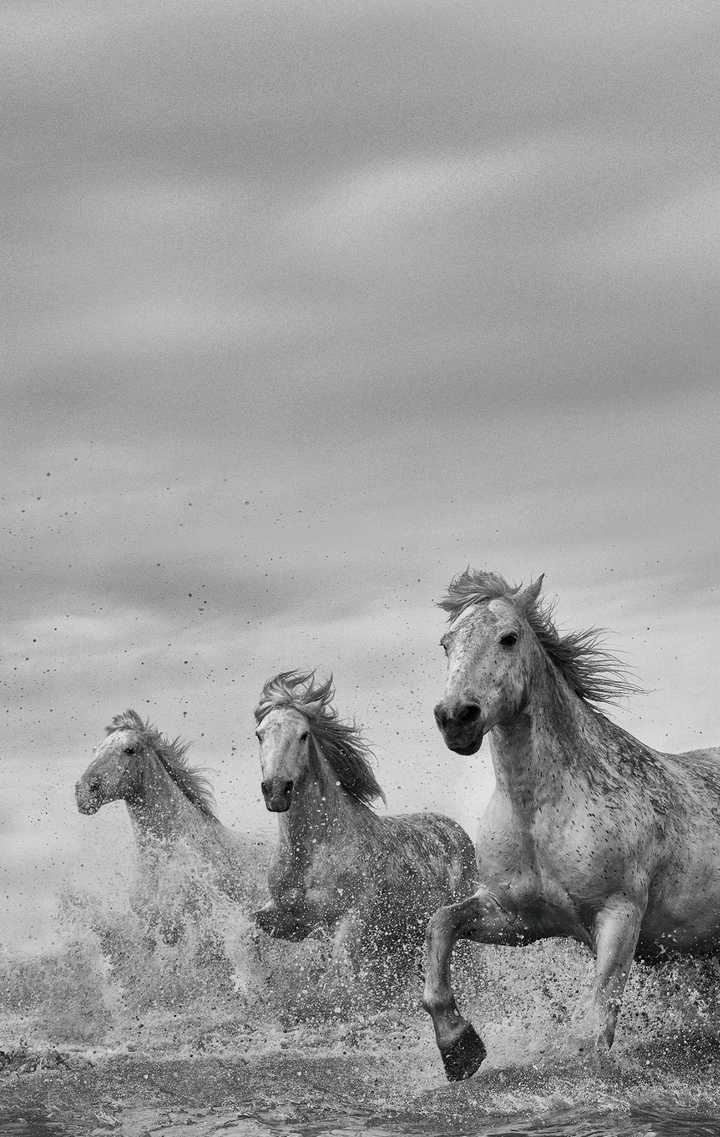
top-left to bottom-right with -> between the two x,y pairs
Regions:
474,790 -> 530,877
475,776 -> 657,918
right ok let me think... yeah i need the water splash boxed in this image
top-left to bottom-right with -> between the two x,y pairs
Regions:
2,842 -> 720,1131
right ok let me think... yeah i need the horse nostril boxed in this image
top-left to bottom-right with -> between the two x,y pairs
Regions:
261,779 -> 271,799
89,778 -> 100,795
281,780 -> 294,798
434,703 -> 449,729
455,703 -> 481,726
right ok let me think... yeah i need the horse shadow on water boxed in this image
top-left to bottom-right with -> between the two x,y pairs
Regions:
424,568 -> 720,1081
252,670 -> 478,999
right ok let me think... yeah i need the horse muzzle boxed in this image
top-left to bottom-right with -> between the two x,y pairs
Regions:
261,778 -> 294,812
75,780 -> 101,815
433,701 -> 485,755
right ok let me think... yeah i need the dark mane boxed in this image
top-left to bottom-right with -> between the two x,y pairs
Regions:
107,709 -> 217,818
439,569 -> 637,708
255,671 -> 385,807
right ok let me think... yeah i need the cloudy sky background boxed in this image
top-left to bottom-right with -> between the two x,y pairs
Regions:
3,1 -> 720,950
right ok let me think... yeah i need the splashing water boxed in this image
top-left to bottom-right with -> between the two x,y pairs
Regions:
2,839 -> 720,1134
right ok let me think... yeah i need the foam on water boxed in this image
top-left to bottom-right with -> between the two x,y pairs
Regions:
2,839 -> 720,1133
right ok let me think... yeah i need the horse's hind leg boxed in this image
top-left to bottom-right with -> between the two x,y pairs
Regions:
423,888 -> 531,1081
571,896 -> 643,1055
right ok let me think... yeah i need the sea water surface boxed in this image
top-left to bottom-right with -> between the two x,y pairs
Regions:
2,841 -> 720,1137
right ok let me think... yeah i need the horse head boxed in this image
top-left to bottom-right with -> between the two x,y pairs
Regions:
75,710 -> 148,814
255,704 -> 313,812
434,574 -> 544,754
254,670 -> 383,813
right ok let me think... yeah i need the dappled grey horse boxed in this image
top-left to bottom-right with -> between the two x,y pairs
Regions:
254,671 -> 477,969
76,709 -> 250,905
424,569 -> 720,1080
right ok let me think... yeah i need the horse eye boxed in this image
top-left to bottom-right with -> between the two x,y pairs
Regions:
124,746 -> 136,755
499,632 -> 518,648
299,731 -> 309,743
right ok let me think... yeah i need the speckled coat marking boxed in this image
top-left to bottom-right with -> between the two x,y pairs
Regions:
76,710 -> 250,904
253,672 -> 477,962
423,569 -> 720,1081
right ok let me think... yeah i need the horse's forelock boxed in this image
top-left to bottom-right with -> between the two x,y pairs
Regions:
106,708 -> 145,735
255,670 -> 385,807
255,669 -> 335,725
438,568 -> 519,622
440,568 -> 636,708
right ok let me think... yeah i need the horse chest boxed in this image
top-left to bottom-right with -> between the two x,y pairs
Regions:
480,792 -> 628,918
270,833 -> 362,911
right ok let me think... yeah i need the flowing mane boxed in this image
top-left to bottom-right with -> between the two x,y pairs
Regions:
255,671 -> 385,806
107,709 -> 217,818
439,569 -> 636,708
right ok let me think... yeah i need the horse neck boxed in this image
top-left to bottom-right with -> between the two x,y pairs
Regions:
489,651 -> 605,808
126,753 -> 213,848
277,738 -> 368,847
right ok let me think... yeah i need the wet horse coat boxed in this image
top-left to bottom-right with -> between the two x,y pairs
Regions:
76,710 -> 251,905
423,570 -> 720,1080
253,671 -> 477,964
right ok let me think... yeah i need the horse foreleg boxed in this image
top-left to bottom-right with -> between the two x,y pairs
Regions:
423,887 -> 530,1081
332,909 -> 365,970
572,896 -> 643,1054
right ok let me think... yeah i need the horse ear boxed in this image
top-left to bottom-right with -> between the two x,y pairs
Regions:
517,574 -> 544,611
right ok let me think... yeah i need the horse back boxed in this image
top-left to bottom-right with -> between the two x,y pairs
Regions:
380,811 -> 478,903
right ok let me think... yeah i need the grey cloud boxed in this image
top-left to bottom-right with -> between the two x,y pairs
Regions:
6,2 -> 720,463
4,3 -> 719,184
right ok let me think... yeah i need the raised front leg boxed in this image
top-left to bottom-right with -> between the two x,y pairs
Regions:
422,887 -> 533,1081
572,895 -> 643,1054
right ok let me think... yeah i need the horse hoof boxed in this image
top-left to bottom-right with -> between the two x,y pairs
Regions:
440,1024 -> 486,1082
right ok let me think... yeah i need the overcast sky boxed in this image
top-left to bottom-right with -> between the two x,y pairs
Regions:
2,1 -> 720,950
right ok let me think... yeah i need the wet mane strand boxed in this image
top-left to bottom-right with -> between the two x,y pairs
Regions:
107,709 -> 217,818
255,671 -> 385,806
439,569 -> 637,708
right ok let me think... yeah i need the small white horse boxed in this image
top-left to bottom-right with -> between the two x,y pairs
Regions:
76,709 -> 250,905
254,671 -> 477,971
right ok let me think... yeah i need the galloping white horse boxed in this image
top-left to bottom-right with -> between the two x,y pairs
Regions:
254,671 -> 477,969
424,569 -> 720,1080
76,710 -> 250,904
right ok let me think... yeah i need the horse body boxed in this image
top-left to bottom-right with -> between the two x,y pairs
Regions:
254,672 -> 476,962
636,743 -> 720,955
76,710 -> 249,904
265,792 -> 474,948
424,570 -> 720,1080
